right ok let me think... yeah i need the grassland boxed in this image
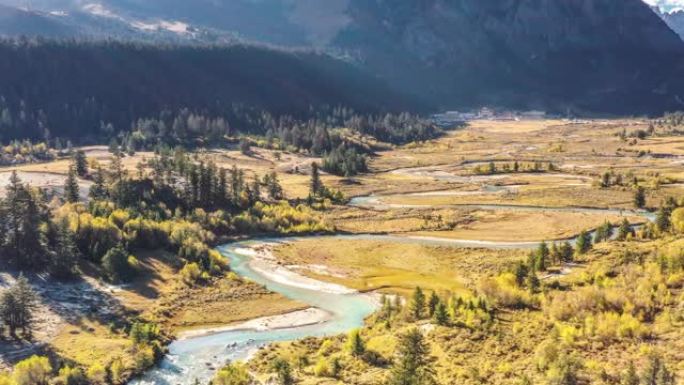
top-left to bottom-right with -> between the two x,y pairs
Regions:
245,118 -> 684,385
6,117 -> 684,383
272,238 -> 529,296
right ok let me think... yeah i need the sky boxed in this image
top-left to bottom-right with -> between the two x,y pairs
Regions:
644,0 -> 684,12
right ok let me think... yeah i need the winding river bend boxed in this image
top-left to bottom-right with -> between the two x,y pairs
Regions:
131,240 -> 378,385
133,201 -> 655,385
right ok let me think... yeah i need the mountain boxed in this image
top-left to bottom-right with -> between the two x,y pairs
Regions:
332,0 -> 684,115
653,6 -> 684,40
0,0 -> 682,115
0,40 -> 420,141
0,4 -> 75,37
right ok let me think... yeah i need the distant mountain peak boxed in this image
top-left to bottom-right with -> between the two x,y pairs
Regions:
651,4 -> 684,39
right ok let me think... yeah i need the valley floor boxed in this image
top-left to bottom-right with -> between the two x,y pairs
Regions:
2,118 -> 684,384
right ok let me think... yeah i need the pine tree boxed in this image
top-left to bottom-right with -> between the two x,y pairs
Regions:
0,275 -> 37,336
535,241 -> 549,271
526,270 -> 540,293
230,165 -> 243,205
514,262 -> 529,287
73,150 -> 88,177
108,138 -> 119,154
575,230 -> 592,255
433,302 -> 449,326
560,241 -> 574,263
428,292 -> 440,317
346,329 -> 365,357
388,328 -> 437,385
6,186 -> 47,268
272,358 -> 293,385
634,186 -> 646,209
110,153 -> 125,183
89,166 -> 108,200
266,172 -> 283,200
617,219 -> 634,241
250,175 -> 261,205
409,287 -> 426,320
655,207 -> 671,233
102,246 -> 133,283
64,166 -> 80,203
217,167 -> 228,205
50,220 -> 79,279
310,162 -> 322,197
594,221 -> 613,243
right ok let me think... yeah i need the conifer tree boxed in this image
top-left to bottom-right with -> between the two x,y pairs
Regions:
433,302 -> 449,326
634,186 -> 646,209
388,328 -> 437,385
535,241 -> 549,271
73,150 -> 88,177
0,275 -> 37,336
617,219 -> 634,241
655,207 -> 671,233
575,230 -> 592,255
409,287 -> 426,320
64,166 -> 80,203
560,241 -> 574,263
428,292 -> 440,317
50,220 -> 79,279
89,166 -> 108,200
310,162 -> 322,197
346,329 -> 365,357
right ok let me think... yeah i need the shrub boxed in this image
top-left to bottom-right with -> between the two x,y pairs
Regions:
313,357 -> 331,377
132,345 -> 156,371
109,359 -> 125,385
671,208 -> 684,234
480,273 -> 535,309
102,246 -> 135,283
86,364 -> 107,385
54,366 -> 87,385
180,263 -> 202,285
214,362 -> 252,385
12,356 -> 52,385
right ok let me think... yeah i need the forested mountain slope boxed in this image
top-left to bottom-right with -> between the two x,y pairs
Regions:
0,40 -> 420,142
0,0 -> 682,118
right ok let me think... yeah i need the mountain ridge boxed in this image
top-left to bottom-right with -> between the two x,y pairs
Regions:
0,0 -> 682,115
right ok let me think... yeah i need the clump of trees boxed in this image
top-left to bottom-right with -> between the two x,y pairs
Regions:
0,139 -> 61,166
321,144 -> 367,177
308,162 -> 344,204
0,145 -> 332,290
108,107 -> 439,160
473,161 -> 557,175
0,276 -> 37,338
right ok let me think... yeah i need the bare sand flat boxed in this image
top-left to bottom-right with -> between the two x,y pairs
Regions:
177,307 -> 332,340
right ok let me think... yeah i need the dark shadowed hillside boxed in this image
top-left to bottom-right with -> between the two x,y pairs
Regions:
333,0 -> 684,115
0,0 -> 682,115
0,40 -> 420,141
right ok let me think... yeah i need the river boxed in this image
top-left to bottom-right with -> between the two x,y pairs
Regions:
130,240 -> 378,385
133,200 -> 655,385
